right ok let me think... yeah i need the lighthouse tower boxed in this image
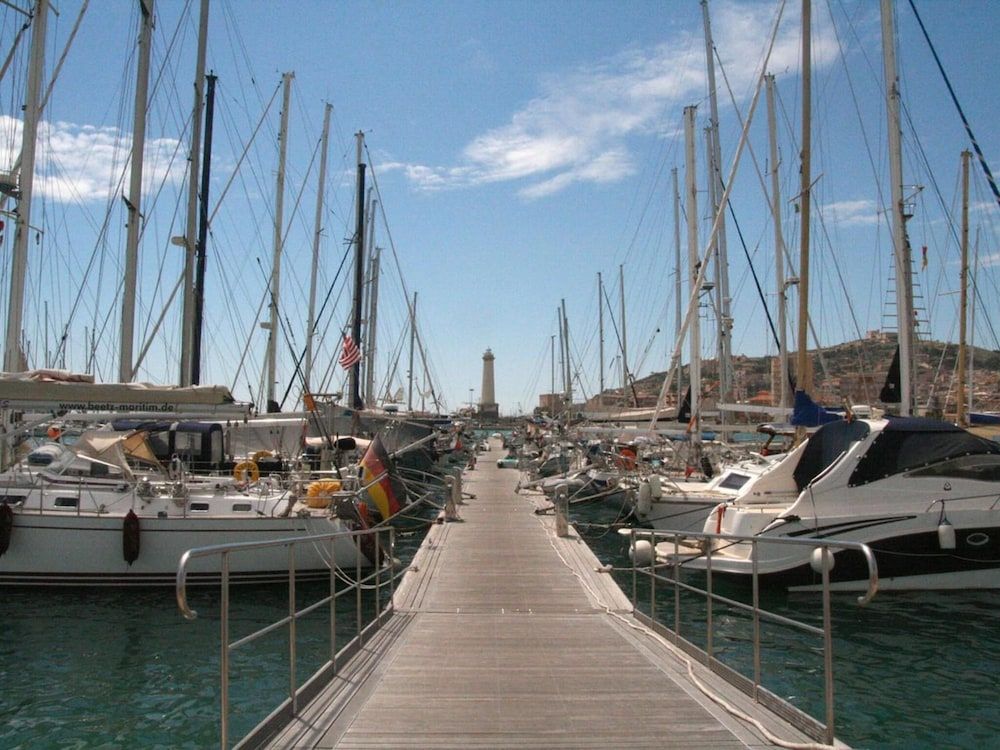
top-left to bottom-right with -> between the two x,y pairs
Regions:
479,349 -> 499,418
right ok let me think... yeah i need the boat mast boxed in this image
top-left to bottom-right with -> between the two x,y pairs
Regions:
265,71 -> 293,409
618,265 -> 631,406
881,0 -> 915,416
701,0 -> 733,420
673,166 -> 683,403
179,0 -> 209,386
550,334 -> 555,406
4,0 -> 48,373
191,72 -> 216,385
349,131 -> 366,410
407,291 -> 417,412
684,104 -> 701,448
561,298 -> 572,407
597,272 -> 604,403
304,101 -> 332,392
957,149 -> 970,426
795,0 -> 813,409
365,242 -> 380,406
119,0 -> 154,382
765,74 -> 789,409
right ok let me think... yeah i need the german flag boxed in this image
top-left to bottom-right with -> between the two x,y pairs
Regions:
359,434 -> 403,521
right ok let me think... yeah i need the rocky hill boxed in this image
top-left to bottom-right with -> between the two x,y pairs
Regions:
590,335 -> 1000,415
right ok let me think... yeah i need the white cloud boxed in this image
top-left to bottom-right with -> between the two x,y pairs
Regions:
822,198 -> 880,227
389,0 -> 826,199
0,115 -> 185,204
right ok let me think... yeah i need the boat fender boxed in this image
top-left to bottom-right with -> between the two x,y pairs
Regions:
636,481 -> 653,518
123,509 -> 140,565
0,503 -> 13,556
937,519 -> 956,550
233,460 -> 260,483
630,539 -> 654,566
714,504 -> 726,534
648,474 -> 662,499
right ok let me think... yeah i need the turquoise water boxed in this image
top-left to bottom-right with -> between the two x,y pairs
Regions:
2,513 -> 998,749
583,527 -> 1000,750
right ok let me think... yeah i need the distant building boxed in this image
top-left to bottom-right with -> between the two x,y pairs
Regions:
479,349 -> 499,418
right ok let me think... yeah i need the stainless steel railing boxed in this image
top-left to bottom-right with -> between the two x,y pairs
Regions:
176,524 -> 397,750
627,528 -> 878,746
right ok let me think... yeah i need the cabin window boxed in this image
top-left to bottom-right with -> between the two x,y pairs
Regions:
717,472 -> 751,491
2,495 -> 27,505
54,497 -> 79,508
907,455 -> 1000,482
232,503 -> 252,512
189,502 -> 210,512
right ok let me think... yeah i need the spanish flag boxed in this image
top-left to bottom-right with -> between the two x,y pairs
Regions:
359,434 -> 403,521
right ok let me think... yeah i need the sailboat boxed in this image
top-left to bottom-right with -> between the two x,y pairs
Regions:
667,0 -> 1000,591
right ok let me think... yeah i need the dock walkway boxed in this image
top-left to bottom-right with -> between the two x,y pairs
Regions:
264,448 -> 824,749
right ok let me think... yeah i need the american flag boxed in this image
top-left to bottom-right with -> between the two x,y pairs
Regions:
338,333 -> 361,369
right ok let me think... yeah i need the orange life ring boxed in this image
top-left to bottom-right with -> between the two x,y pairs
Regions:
233,460 -> 260,483
618,447 -> 637,471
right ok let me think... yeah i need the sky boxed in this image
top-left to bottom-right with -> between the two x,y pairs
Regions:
1,0 -> 999,416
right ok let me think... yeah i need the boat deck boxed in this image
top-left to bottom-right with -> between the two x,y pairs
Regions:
262,449 -> 829,749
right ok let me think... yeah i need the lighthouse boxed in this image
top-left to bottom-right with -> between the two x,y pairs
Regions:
479,349 -> 499,418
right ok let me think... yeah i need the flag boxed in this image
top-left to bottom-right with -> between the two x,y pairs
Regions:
339,333 -> 361,370
359,434 -> 403,521
921,245 -> 928,270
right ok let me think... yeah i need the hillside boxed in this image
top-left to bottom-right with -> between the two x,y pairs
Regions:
589,335 -> 1000,414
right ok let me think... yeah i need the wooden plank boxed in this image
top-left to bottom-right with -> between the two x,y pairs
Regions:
263,449 -> 838,749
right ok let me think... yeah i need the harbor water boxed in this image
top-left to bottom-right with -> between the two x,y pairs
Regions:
2,509 -> 998,748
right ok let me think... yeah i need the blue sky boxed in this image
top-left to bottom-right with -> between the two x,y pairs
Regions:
1,0 -> 998,415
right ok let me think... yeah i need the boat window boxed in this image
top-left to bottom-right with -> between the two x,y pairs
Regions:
232,503 -> 252,512
908,455 -> 1000,482
793,420 -> 871,490
849,420 -> 1000,487
54,497 -> 79,508
717,472 -> 751,491
189,502 -> 210,512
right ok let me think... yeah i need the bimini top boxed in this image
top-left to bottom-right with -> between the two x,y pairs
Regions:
848,417 -> 1000,487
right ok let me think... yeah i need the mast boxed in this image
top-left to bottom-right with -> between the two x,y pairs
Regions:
561,298 -> 572,406
957,149 -> 970,426
765,74 -> 789,409
684,104 -> 701,448
4,0 -> 48,373
304,102 -> 332,392
550,334 -> 555,406
265,71 -> 293,408
597,272 -> 604,402
407,292 -> 417,412
119,0 -> 154,383
795,0 -> 813,405
881,0 -> 915,415
365,244 -> 380,406
673,166 -> 683,402
191,72 -> 216,385
619,265 -> 629,405
350,131 -> 366,410
179,0 -> 209,385
701,0 -> 733,419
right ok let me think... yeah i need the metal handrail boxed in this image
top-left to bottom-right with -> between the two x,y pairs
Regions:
176,524 -> 397,750
628,528 -> 879,747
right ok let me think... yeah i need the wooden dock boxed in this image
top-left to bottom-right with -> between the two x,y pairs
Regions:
262,448 -> 829,749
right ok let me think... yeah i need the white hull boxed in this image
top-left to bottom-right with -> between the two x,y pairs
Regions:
0,511 -> 370,586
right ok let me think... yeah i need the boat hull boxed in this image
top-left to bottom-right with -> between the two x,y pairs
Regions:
0,512 -> 371,586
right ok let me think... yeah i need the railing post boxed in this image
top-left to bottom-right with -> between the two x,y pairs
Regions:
752,538 -> 761,701
289,544 -> 297,714
220,552 -> 230,750
554,483 -> 569,537
649,532 -> 657,623
705,541 -> 713,665
673,535 -> 680,643
330,538 -> 337,668
822,545 -> 835,745
630,528 -> 637,609
356,530 -> 363,643
389,527 -> 396,612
